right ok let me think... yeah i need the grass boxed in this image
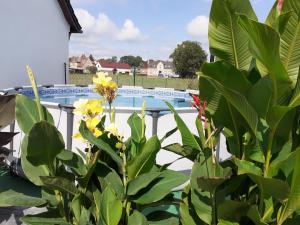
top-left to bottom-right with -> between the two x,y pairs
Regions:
69,73 -> 199,90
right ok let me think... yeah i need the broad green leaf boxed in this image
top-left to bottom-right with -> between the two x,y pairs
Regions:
266,0 -> 300,84
180,203 -> 197,225
0,190 -> 46,207
165,101 -> 201,151
0,132 -> 18,147
0,95 -> 15,128
21,136 -> 50,186
202,75 -> 258,135
197,177 -> 227,193
233,158 -> 262,176
190,162 -> 212,224
162,143 -> 198,161
247,206 -> 268,225
248,174 -> 290,202
128,211 -> 149,225
40,176 -> 79,196
79,121 -> 122,167
71,194 -> 83,222
127,136 -> 161,179
238,15 -> 291,104
209,0 -> 257,70
266,105 -> 294,131
127,172 -> 161,196
100,186 -> 122,225
20,211 -> 71,225
132,170 -> 188,204
278,148 -> 300,224
15,94 -> 54,134
104,170 -> 124,200
128,112 -> 144,142
218,200 -> 249,222
26,121 -> 64,171
289,67 -> 300,107
57,149 -> 87,176
247,76 -> 272,118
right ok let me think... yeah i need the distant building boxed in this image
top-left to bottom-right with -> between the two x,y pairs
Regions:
96,60 -> 131,75
0,0 -> 82,88
140,60 -> 175,77
69,54 -> 95,73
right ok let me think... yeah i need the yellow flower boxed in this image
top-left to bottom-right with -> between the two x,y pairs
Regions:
93,72 -> 112,87
73,99 -> 103,118
93,73 -> 118,104
86,117 -> 103,138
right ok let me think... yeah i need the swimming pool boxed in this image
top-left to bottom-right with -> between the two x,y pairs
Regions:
5,85 -> 199,172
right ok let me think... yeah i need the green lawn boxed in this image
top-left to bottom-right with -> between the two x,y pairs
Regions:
69,73 -> 199,90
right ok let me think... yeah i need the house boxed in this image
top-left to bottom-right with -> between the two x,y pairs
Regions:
140,60 -> 175,77
96,60 -> 132,75
69,54 -> 95,73
0,0 -> 82,89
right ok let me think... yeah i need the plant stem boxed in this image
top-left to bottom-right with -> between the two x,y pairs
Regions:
122,151 -> 129,223
264,130 -> 275,177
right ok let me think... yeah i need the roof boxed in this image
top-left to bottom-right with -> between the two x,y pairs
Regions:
147,60 -> 174,69
57,0 -> 82,34
98,60 -> 131,70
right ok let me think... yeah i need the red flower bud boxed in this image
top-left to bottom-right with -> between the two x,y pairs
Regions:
278,0 -> 284,14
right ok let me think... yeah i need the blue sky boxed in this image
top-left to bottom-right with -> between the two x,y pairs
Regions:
70,0 -> 275,60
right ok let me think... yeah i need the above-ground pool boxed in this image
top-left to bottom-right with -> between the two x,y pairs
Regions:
4,85 -> 202,173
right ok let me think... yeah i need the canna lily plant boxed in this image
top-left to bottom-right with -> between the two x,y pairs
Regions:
0,67 -> 188,225
163,0 -> 300,224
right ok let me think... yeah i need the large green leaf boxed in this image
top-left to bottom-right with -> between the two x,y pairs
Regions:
57,149 -> 87,176
162,143 -> 198,161
266,0 -> 300,84
26,121 -> 64,172
127,172 -> 161,196
209,0 -> 257,70
238,15 -> 291,104
100,186 -> 122,225
40,176 -> 79,196
126,136 -> 161,180
248,174 -> 290,202
0,190 -> 46,207
21,211 -> 71,225
128,112 -> 144,142
218,200 -> 250,222
128,211 -> 149,225
218,220 -> 239,225
233,158 -> 262,176
148,217 -> 179,225
165,101 -> 201,151
21,136 -> 50,186
79,121 -> 122,167
278,148 -> 300,224
15,94 -> 54,134
289,68 -> 300,107
0,95 -> 15,128
201,75 -> 258,135
132,170 -> 188,204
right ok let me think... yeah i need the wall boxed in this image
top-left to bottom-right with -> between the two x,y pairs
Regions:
0,0 -> 70,89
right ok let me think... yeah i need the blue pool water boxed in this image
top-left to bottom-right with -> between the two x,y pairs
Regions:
41,93 -> 191,109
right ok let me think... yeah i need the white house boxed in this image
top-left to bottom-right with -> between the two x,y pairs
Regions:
0,0 -> 82,89
96,60 -> 132,75
140,60 -> 175,77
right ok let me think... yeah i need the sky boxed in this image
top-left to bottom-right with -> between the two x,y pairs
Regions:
69,0 -> 275,61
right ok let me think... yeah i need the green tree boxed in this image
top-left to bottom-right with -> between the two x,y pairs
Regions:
170,41 -> 207,78
89,54 -> 95,62
120,55 -> 144,67
111,56 -> 118,62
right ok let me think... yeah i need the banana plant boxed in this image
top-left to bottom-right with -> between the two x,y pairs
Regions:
163,0 -> 300,224
0,67 -> 189,225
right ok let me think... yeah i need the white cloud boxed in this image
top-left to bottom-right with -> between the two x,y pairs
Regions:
117,19 -> 147,42
187,15 -> 209,40
186,15 -> 209,50
72,8 -> 146,44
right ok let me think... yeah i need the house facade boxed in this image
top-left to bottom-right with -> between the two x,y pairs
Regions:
69,55 -> 95,73
96,60 -> 131,75
0,0 -> 81,89
140,60 -> 175,77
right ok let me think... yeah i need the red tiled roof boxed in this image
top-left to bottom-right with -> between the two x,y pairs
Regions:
98,60 -> 131,69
